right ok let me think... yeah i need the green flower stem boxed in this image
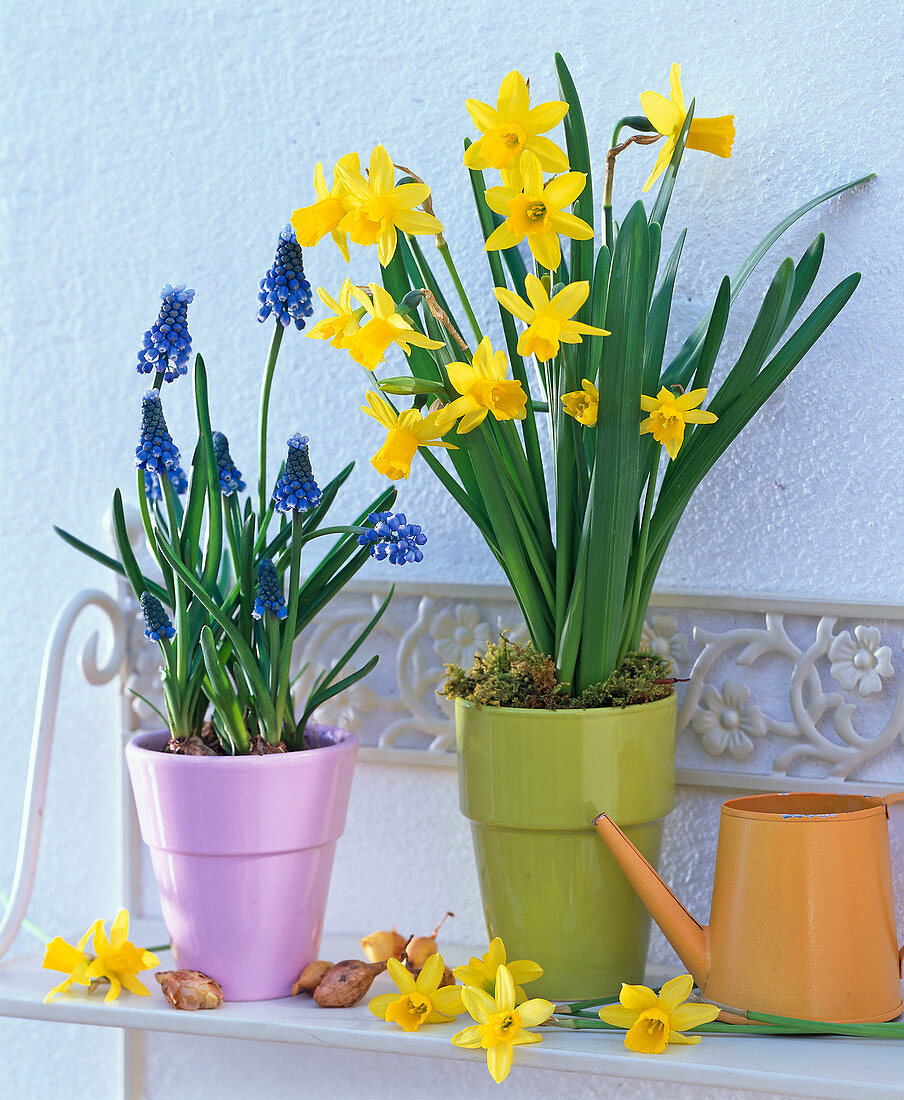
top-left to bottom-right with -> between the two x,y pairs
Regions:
274,513 -> 303,743
224,494 -> 242,584
160,475 -> 190,688
544,1016 -> 803,1036
267,614 -> 281,700
620,455 -> 660,660
437,240 -> 483,345
136,470 -> 166,578
257,321 -> 285,522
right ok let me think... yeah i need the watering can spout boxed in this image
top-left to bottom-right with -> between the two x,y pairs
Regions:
593,812 -> 710,986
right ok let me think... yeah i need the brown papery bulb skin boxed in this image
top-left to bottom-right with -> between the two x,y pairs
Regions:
313,960 -> 386,1007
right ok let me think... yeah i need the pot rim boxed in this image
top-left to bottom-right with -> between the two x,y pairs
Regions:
127,725 -> 358,767
722,791 -> 891,821
453,692 -> 676,719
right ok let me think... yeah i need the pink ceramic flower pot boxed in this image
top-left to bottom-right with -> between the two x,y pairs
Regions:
126,725 -> 357,1001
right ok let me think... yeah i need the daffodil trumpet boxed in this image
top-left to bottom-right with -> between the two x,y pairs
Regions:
295,53 -> 867,694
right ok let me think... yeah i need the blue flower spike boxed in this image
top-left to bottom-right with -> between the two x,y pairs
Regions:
272,434 -> 322,513
143,464 -> 188,502
257,226 -> 313,330
358,511 -> 427,566
212,431 -> 246,495
252,558 -> 288,620
135,391 -> 181,474
137,284 -> 195,382
140,592 -> 176,641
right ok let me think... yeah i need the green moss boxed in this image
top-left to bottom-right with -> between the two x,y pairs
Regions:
440,635 -> 675,710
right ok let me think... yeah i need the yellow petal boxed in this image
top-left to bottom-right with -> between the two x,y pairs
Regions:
387,956 -> 416,994
368,145 -> 395,194
485,221 -> 523,252
526,135 -> 570,174
549,280 -> 590,319
667,1031 -> 703,1045
665,430 -> 684,459
466,98 -> 499,134
393,209 -> 443,236
457,406 -> 489,434
619,982 -> 658,1011
463,139 -> 490,170
519,150 -> 544,196
669,63 -> 686,114
516,997 -> 554,1027
542,171 -> 586,209
511,1029 -> 543,1046
598,1003 -> 642,1028
658,974 -> 694,1012
483,186 -> 514,217
494,287 -> 534,324
640,90 -> 682,137
462,984 -> 497,1024
524,100 -> 569,133
416,952 -> 444,994
368,992 -> 398,1019
110,909 -> 130,948
120,973 -> 151,996
377,226 -> 398,267
675,387 -> 709,409
494,965 -> 516,1013
522,273 -> 550,311
642,139 -> 675,193
451,1023 -> 483,1049
683,409 -> 718,424
486,938 -> 506,969
431,985 -> 465,1016
496,70 -> 529,118
549,210 -> 594,241
506,960 -> 543,987
669,1001 -> 721,1031
625,1014 -> 669,1054
487,1042 -> 514,1084
527,231 -> 561,272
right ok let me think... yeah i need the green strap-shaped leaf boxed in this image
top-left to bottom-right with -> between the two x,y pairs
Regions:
54,525 -> 170,604
194,354 -> 223,590
199,626 -> 250,753
577,200 -> 650,688
662,174 -> 873,390
156,535 -> 277,734
648,100 -> 695,230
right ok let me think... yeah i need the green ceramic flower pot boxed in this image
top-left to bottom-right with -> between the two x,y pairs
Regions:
456,693 -> 676,1001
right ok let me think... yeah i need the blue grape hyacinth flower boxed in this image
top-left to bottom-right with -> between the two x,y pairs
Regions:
143,463 -> 188,501
140,592 -> 176,641
252,558 -> 288,620
212,431 -> 246,495
135,391 -> 181,474
257,226 -> 313,330
358,511 -> 427,566
137,284 -> 195,382
272,434 -> 322,513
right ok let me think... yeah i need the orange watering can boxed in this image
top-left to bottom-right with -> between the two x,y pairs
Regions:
594,792 -> 904,1023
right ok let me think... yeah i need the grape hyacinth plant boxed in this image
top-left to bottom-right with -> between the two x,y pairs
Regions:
57,240 -> 426,755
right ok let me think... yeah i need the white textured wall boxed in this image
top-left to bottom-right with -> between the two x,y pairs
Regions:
1,0 -> 902,1096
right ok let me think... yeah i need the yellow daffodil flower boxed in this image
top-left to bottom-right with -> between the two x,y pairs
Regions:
435,337 -> 527,435
291,153 -> 361,262
484,151 -> 593,271
640,63 -> 735,192
335,145 -> 443,267
86,909 -> 160,1001
463,70 -> 569,179
562,378 -> 600,426
43,910 -> 159,1004
362,392 -> 456,480
598,974 -> 720,1053
42,920 -> 102,1002
369,954 -> 464,1031
640,386 -> 718,459
451,964 -> 554,1084
306,280 -> 365,347
451,936 -> 542,1004
495,275 -> 609,361
342,284 -> 444,371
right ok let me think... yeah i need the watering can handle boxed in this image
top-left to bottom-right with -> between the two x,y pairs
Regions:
883,792 -> 904,974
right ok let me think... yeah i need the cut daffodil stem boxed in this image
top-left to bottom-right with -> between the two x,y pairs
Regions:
547,1012 -> 904,1038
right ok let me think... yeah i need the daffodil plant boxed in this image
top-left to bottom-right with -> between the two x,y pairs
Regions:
294,55 -> 869,693
57,231 -> 429,753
